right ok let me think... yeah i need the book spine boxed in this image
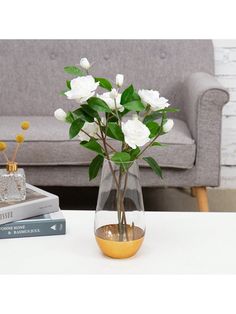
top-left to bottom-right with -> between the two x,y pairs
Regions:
0,218 -> 66,239
0,198 -> 59,225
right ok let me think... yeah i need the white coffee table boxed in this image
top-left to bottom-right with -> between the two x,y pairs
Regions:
0,210 -> 236,274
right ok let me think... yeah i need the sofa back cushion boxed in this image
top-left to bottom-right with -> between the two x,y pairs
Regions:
0,40 -> 214,116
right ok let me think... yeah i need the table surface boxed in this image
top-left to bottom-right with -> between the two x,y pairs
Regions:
1,210 -> 236,274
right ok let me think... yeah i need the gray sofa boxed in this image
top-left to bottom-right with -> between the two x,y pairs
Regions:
0,40 -> 229,211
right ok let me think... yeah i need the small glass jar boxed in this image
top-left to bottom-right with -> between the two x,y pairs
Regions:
0,162 -> 26,202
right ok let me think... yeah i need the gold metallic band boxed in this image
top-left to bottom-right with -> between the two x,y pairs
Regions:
6,162 -> 18,173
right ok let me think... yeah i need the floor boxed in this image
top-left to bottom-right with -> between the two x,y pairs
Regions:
41,187 -> 236,212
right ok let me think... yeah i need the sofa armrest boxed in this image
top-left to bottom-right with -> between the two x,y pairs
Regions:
181,72 -> 229,140
180,72 -> 230,186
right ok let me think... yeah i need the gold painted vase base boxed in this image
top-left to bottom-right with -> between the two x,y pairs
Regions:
95,224 -> 145,259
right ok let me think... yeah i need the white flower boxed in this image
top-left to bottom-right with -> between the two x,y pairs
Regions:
80,58 -> 91,70
163,119 -> 174,133
65,75 -> 99,104
116,74 -> 124,87
54,108 -> 67,122
100,117 -> 106,127
110,88 -> 119,99
121,116 -> 150,149
138,89 -> 170,111
97,91 -> 124,112
78,121 -> 99,141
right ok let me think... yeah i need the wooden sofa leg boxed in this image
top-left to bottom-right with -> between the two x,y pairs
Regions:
194,187 -> 209,212
191,187 -> 197,197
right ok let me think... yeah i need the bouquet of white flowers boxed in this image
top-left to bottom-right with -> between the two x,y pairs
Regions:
55,58 -> 178,255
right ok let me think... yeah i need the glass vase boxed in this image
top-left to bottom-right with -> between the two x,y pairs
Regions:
95,159 -> 145,259
0,162 -> 26,202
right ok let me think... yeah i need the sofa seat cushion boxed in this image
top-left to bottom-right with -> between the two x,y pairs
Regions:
0,116 -> 196,169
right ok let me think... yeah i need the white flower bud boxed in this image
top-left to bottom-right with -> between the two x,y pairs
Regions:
132,113 -> 139,120
110,88 -> 119,99
54,108 -> 67,122
163,119 -> 174,133
101,117 -> 106,126
80,58 -> 91,70
116,74 -> 124,87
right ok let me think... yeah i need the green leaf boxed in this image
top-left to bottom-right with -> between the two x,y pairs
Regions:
120,85 -> 134,105
157,107 -> 180,113
73,108 -> 94,122
120,85 -> 141,105
95,77 -> 112,91
111,152 -> 132,172
107,123 -> 124,141
111,152 -> 131,163
146,121 -> 160,138
69,119 -> 84,139
132,91 -> 141,101
143,112 -> 162,124
89,155 -> 104,180
65,111 -> 75,123
130,147 -> 140,160
151,142 -> 166,147
66,80 -> 71,89
80,139 -> 104,155
106,113 -> 119,123
87,97 -> 111,113
143,157 -> 163,179
64,66 -> 85,76
81,104 -> 100,120
123,100 -> 145,112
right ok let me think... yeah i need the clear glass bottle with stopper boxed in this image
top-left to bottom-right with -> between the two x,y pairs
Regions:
0,161 -> 26,202
0,121 -> 30,202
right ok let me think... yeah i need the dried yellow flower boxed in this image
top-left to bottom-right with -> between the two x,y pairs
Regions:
0,142 -> 7,151
21,121 -> 30,130
16,134 -> 25,143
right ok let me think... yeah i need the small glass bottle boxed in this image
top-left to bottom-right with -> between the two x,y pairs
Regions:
0,162 -> 26,202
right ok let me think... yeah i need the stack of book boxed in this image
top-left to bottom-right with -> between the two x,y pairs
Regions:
0,184 -> 66,239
